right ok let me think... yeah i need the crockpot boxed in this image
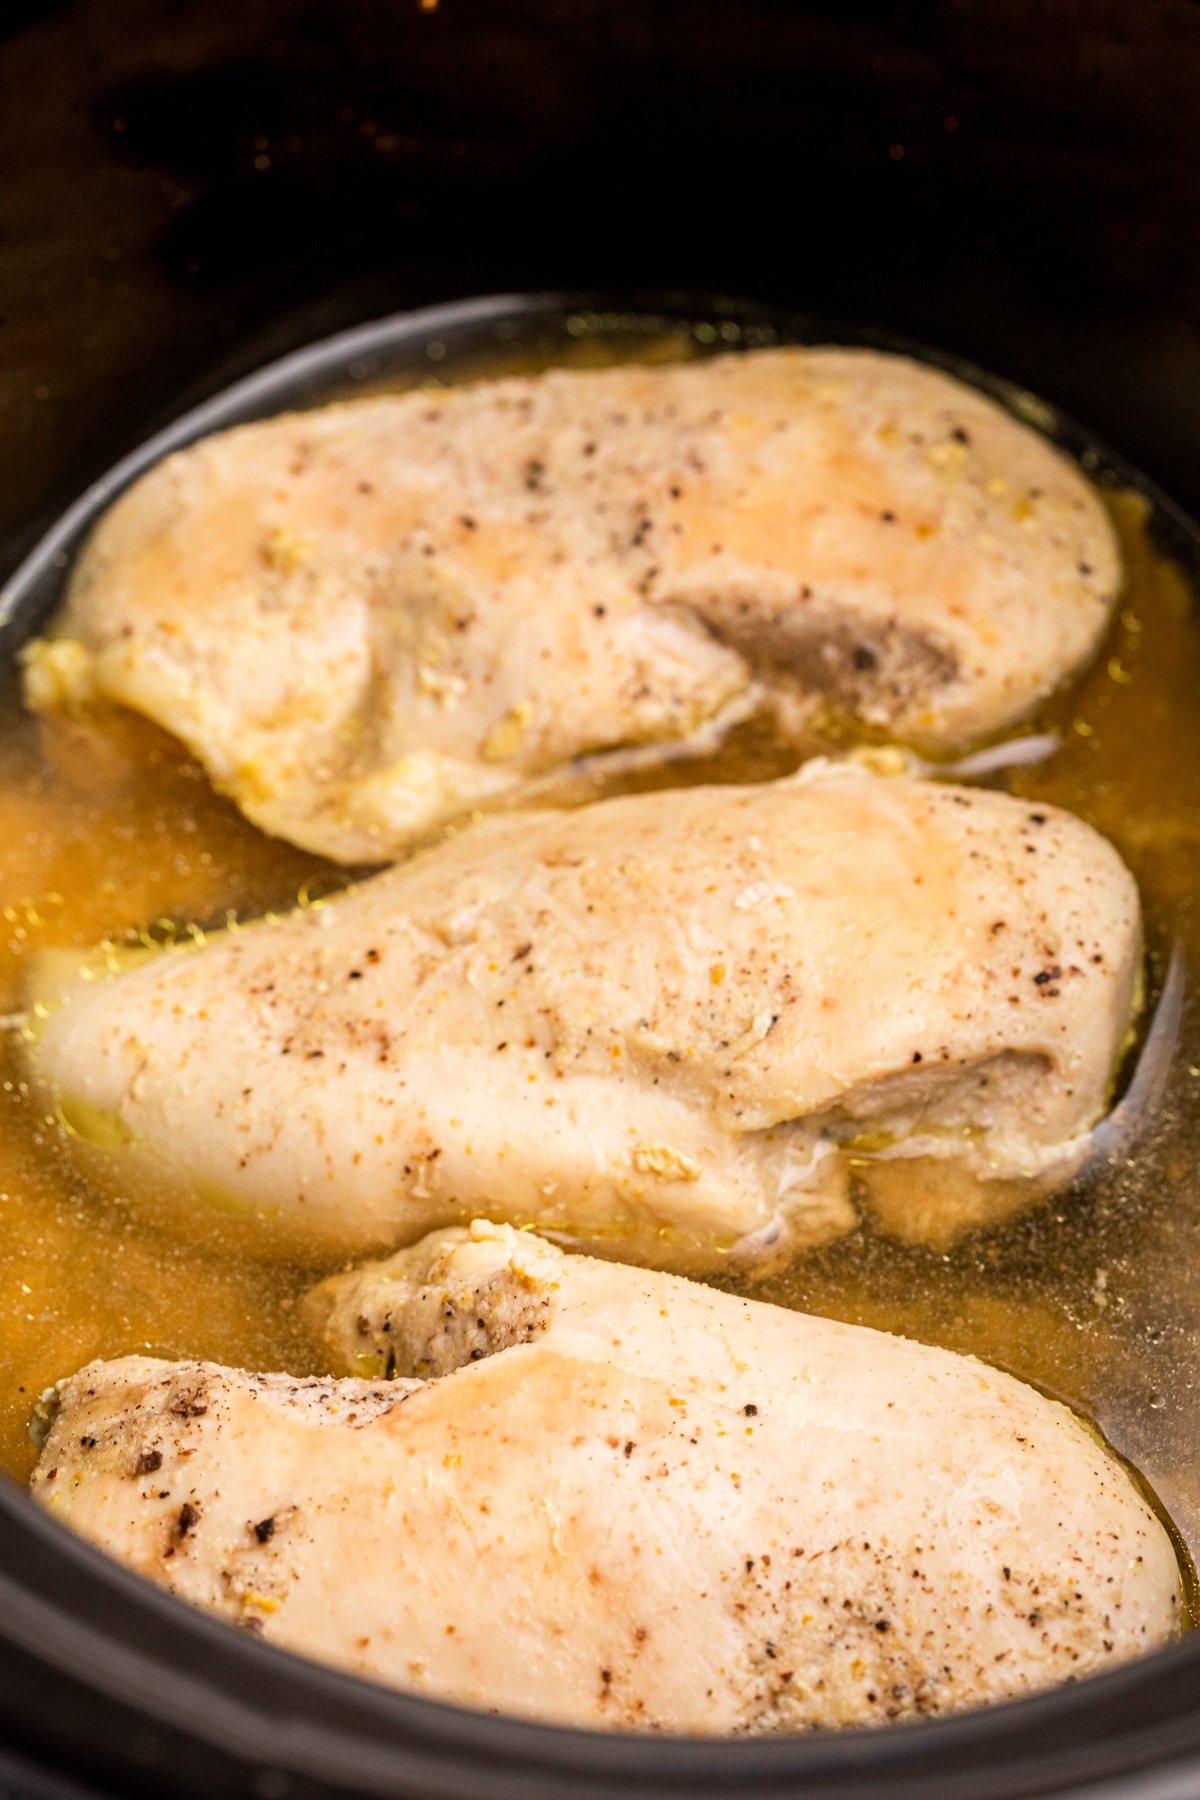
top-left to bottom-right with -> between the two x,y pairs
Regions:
5,6 -> 1200,1796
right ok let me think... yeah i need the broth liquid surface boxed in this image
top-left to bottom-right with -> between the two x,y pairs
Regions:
3,342 -> 1200,1567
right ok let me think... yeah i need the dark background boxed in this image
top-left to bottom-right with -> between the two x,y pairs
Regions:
3,5 -> 1200,1794
4,0 -> 1200,581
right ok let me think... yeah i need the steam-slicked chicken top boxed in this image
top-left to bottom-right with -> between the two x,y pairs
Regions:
29,764 -> 1140,1268
24,348 -> 1118,860
31,1223 -> 1180,1732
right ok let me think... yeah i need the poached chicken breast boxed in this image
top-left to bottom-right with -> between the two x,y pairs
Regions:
23,348 -> 1118,861
30,1222 -> 1181,1732
28,763 -> 1141,1269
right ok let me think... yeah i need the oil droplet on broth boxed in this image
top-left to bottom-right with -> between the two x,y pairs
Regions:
1,340 -> 1199,1575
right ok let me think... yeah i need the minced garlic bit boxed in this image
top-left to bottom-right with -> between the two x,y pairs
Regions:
479,700 -> 534,763
20,638 -> 96,713
261,527 -> 314,573
417,664 -> 468,707
28,1383 -> 63,1452
634,1143 -> 703,1183
239,1588 -> 280,1614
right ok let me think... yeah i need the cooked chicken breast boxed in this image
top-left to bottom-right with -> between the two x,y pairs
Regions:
28,763 -> 1140,1267
30,1222 -> 1180,1731
23,348 -> 1118,861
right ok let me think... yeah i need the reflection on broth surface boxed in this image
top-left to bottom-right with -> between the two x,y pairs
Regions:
1,341 -> 1198,1624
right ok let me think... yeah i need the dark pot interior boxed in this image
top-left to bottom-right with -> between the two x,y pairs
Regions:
5,5 -> 1200,1796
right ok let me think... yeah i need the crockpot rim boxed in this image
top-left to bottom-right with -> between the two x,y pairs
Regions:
2,287 -> 1199,1800
7,1461 -> 1200,1800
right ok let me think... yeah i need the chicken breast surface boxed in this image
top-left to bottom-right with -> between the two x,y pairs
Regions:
28,763 -> 1140,1268
23,348 -> 1118,861
30,1222 -> 1180,1731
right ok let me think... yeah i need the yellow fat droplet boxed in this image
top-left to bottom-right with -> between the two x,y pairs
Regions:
55,1096 -> 135,1152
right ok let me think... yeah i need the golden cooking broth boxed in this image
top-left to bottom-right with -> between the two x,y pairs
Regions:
2,328 -> 1200,1594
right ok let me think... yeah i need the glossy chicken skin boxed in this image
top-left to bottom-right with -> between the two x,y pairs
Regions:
29,763 -> 1141,1268
24,348 -> 1118,860
31,1223 -> 1180,1732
